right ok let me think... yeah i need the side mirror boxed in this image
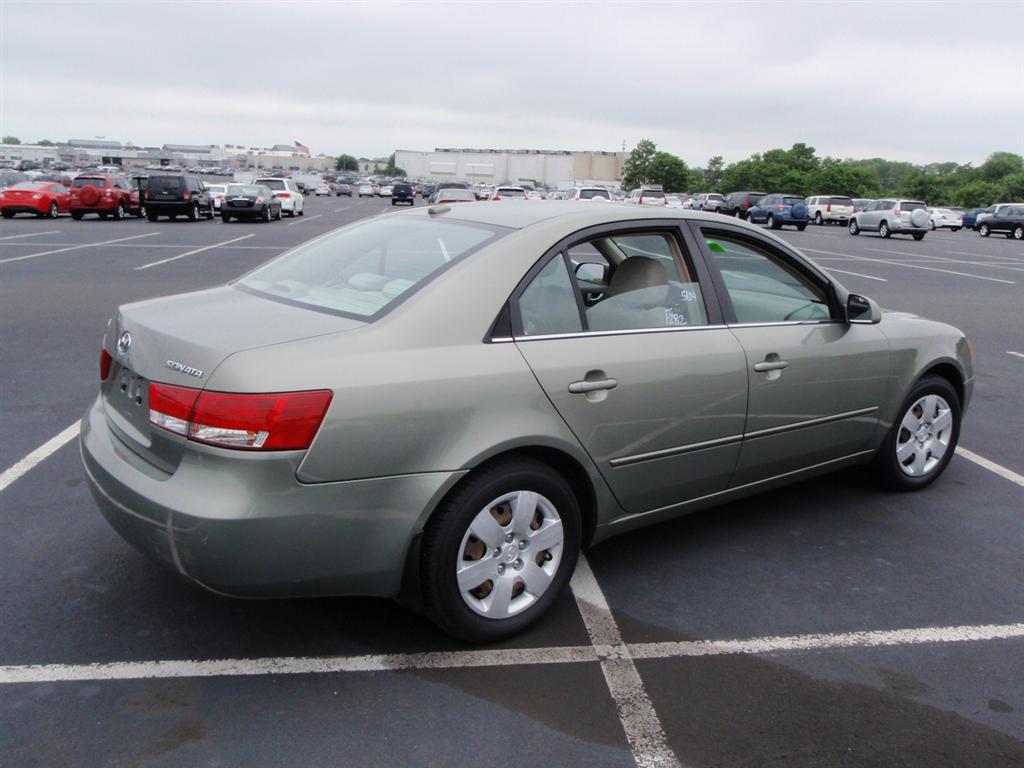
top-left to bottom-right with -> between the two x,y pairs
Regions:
575,261 -> 609,285
847,293 -> 881,324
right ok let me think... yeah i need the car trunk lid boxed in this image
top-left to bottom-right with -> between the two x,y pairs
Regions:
102,286 -> 364,472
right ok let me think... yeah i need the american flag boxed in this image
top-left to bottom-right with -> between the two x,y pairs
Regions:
295,141 -> 310,155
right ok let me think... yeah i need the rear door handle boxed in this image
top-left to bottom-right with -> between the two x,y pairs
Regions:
568,378 -> 619,394
753,360 -> 789,372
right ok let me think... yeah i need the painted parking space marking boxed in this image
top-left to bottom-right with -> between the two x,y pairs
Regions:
572,555 -> 682,768
801,247 -> 1015,284
287,214 -> 323,225
1008,351 -> 1024,360
134,234 -> 255,270
2,620 -> 1021,686
866,247 -> 1024,273
0,421 -> 79,494
958,447 -> 1024,489
820,266 -> 887,282
0,232 -> 161,265
0,229 -> 62,241
333,206 -> 351,213
0,242 -> 284,250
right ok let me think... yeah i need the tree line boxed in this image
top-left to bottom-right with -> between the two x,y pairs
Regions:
622,139 -> 1024,207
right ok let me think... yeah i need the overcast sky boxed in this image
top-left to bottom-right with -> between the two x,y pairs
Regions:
2,1 -> 1021,167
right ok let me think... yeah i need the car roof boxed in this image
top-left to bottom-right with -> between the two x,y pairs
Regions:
402,200 -> 743,230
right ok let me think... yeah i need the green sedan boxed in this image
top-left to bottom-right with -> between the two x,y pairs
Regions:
81,203 -> 973,642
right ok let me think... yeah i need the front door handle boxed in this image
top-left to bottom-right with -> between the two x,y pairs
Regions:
568,378 -> 619,394
753,358 -> 789,372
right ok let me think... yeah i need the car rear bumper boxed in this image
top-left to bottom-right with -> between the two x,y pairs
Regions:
223,203 -> 269,218
275,197 -> 296,211
80,396 -> 461,598
1,204 -> 47,214
147,202 -> 195,215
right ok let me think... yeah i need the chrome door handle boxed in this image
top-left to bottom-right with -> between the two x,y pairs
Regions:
568,378 -> 618,394
753,360 -> 789,372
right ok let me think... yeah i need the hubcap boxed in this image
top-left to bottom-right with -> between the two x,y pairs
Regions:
456,490 -> 564,620
896,394 -> 953,477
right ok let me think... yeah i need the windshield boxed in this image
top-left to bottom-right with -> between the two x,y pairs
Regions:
227,185 -> 263,196
579,189 -> 611,200
258,179 -> 287,190
438,189 -> 475,201
239,217 -> 504,319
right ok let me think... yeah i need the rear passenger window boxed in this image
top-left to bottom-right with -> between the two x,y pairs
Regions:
517,256 -> 583,337
703,234 -> 830,324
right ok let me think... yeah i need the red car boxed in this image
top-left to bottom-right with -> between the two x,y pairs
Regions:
0,181 -> 71,219
69,174 -> 142,220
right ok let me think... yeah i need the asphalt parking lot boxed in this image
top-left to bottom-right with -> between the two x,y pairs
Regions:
1,200 -> 1022,767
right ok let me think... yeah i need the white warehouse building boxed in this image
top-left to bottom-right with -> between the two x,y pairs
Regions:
394,148 -> 626,188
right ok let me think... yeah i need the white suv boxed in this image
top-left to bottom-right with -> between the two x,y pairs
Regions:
807,195 -> 855,225
626,187 -> 666,206
849,199 -> 930,239
255,177 -> 304,217
566,186 -> 611,201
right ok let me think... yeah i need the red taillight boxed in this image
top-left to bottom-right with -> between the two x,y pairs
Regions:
777,205 -> 784,210
183,191 -> 190,201
894,208 -> 902,216
493,195 -> 501,201
100,349 -> 113,381
827,203 -> 832,212
256,196 -> 264,204
148,383 -> 332,451
742,200 -> 750,209
277,193 -> 291,198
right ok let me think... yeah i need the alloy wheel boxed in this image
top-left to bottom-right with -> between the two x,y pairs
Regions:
896,394 -> 953,477
456,490 -> 564,620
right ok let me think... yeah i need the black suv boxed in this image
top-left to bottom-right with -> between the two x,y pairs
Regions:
719,191 -> 766,219
144,174 -> 214,221
391,182 -> 415,206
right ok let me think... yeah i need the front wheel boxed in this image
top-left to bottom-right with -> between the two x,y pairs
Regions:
421,458 -> 581,643
849,219 -> 860,235
979,223 -> 990,237
874,376 -> 960,491
814,212 -> 823,225
188,203 -> 199,222
48,202 -> 59,218
221,214 -> 231,223
71,211 -> 84,220
797,223 -> 807,231
146,212 -> 158,222
767,215 -> 778,229
1013,225 -> 1023,240
113,202 -> 125,221
912,233 -> 926,241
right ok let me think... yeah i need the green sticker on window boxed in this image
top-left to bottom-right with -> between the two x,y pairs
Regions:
706,239 -> 726,254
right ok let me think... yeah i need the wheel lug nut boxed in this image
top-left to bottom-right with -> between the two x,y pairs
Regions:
513,559 -> 523,570
497,564 -> 505,575
505,533 -> 514,543
518,540 -> 528,550
493,548 -> 501,557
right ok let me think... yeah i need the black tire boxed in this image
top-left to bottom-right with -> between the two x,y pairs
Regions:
146,212 -> 158,222
391,199 -> 397,206
2,210 -> 14,219
298,206 -> 304,216
951,227 -> 960,232
48,202 -> 59,219
849,219 -> 860,235
421,458 -> 582,643
113,202 -> 125,221
221,214 -> 231,223
286,209 -> 296,217
137,206 -> 146,219
71,211 -> 83,220
930,221 -> 936,230
767,214 -> 778,229
262,206 -> 271,223
168,214 -> 176,221
797,223 -> 807,231
188,203 -> 199,222
879,221 -> 891,238
814,212 -> 823,225
873,375 -> 961,491
206,206 -> 215,220
979,223 -> 990,237
912,233 -> 925,241
1014,225 -> 1024,240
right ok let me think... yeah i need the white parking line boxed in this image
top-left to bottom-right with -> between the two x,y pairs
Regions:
287,214 -> 323,226
0,421 -> 80,494
821,266 -> 887,282
801,247 -> 1015,285
958,447 -> 1024,489
2,620 -> 1021,686
134,234 -> 254,270
1008,351 -> 1024,360
0,229 -> 61,241
866,247 -> 1024,273
572,555 -> 682,768
0,232 -> 161,265
333,206 -> 351,213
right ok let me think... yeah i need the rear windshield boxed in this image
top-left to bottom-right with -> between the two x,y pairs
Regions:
640,189 -> 666,199
497,188 -> 527,198
147,176 -> 185,193
828,196 -> 853,205
72,177 -> 104,188
227,185 -> 263,196
258,179 -> 287,190
239,217 -> 505,319
8,182 -> 48,190
206,185 -> 227,193
746,193 -> 765,202
438,189 -> 475,201
783,196 -> 805,206
706,193 -> 723,201
901,201 -> 926,211
579,189 -> 611,200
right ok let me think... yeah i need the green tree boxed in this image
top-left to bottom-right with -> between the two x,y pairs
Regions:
978,152 -> 1023,182
900,170 -> 951,205
999,171 -> 1024,201
621,139 -> 658,191
36,139 -> 55,146
952,180 -> 1000,208
382,152 -> 407,177
646,152 -> 690,192
335,153 -> 358,172
2,136 -> 20,144
703,155 -> 725,191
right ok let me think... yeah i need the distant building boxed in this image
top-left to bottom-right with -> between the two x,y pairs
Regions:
394,148 -> 627,187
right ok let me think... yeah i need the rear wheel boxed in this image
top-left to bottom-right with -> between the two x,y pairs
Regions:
879,221 -> 891,238
71,211 -> 83,220
874,375 -> 960,491
421,458 -> 581,642
206,206 -> 215,220
298,205 -> 304,216
188,203 -> 199,222
979,223 -> 990,237
951,227 -> 960,232
2,210 -> 14,219
767,214 -> 778,229
137,205 -> 146,219
146,211 -> 158,222
912,233 -> 925,241
797,223 -> 807,231
814,212 -> 823,225
262,206 -> 271,223
1014,225 -> 1023,240
48,202 -> 59,218
221,214 -> 231,223
113,202 -> 125,220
